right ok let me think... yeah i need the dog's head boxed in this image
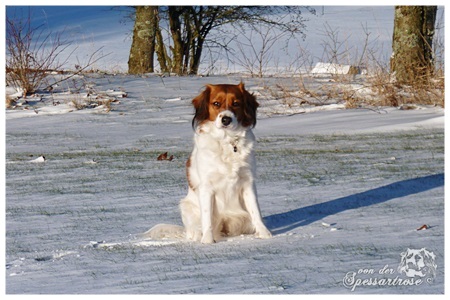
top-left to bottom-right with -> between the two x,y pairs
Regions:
398,248 -> 437,278
191,82 -> 259,130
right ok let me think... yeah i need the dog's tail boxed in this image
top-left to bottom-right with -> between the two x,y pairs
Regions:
139,224 -> 185,239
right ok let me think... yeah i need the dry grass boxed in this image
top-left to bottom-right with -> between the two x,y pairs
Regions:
365,68 -> 444,107
69,96 -> 113,112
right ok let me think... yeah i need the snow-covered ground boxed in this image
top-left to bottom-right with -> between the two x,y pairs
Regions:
4,73 -> 444,294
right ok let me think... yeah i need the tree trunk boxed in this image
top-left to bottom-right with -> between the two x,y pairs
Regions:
155,25 -> 171,74
128,6 -> 157,74
190,37 -> 204,75
182,12 -> 192,75
168,7 -> 184,75
390,6 -> 437,84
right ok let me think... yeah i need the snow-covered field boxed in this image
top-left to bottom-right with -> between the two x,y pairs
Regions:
4,73 -> 444,294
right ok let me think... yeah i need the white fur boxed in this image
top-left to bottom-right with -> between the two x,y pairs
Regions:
180,110 -> 272,243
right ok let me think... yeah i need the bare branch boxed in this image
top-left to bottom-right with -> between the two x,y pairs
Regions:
6,9 -> 108,94
42,48 -> 111,91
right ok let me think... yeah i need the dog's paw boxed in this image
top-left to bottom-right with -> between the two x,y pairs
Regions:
201,232 -> 215,244
255,227 -> 272,239
186,229 -> 202,242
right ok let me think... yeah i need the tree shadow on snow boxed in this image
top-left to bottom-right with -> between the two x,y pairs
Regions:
264,173 -> 444,235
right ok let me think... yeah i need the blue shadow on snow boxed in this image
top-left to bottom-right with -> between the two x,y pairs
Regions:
264,173 -> 444,235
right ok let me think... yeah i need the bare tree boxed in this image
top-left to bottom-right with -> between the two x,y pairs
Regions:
129,6 -> 315,75
318,22 -> 352,65
6,10 -> 73,94
6,9 -> 108,94
232,24 -> 288,77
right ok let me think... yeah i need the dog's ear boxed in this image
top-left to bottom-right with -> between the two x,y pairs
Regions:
239,82 -> 259,128
192,85 -> 212,128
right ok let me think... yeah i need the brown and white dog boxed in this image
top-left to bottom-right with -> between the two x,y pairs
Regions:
145,83 -> 271,244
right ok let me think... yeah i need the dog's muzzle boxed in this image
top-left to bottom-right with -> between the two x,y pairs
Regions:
216,110 -> 236,129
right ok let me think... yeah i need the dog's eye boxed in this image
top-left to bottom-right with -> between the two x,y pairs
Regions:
232,101 -> 240,107
213,102 -> 221,107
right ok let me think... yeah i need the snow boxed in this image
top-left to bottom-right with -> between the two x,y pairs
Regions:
311,62 -> 362,75
3,4 -> 446,296
4,74 -> 444,294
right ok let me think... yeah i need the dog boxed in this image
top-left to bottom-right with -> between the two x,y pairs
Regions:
144,82 -> 272,244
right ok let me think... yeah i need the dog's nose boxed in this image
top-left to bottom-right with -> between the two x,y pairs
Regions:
221,116 -> 232,126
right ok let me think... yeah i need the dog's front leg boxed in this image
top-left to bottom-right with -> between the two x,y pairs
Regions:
198,186 -> 215,244
243,182 -> 272,239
